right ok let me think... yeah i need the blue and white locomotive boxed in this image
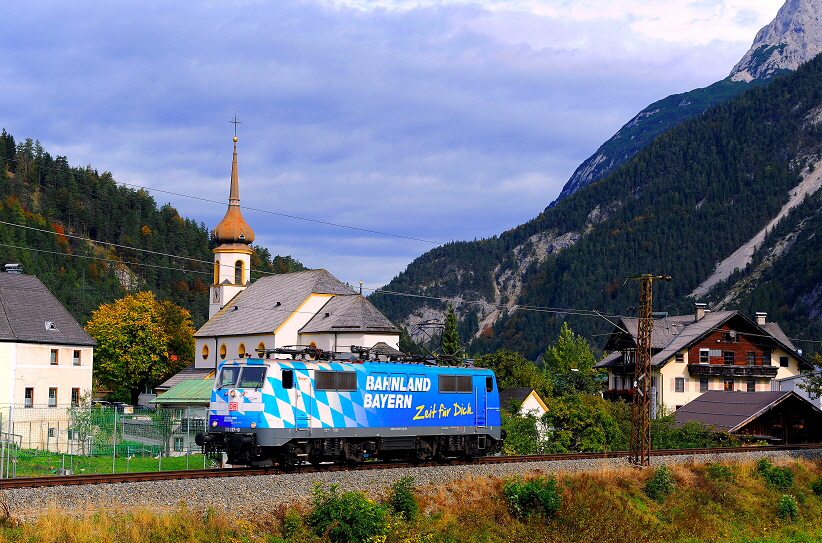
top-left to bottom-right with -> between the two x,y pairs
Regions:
195,348 -> 502,467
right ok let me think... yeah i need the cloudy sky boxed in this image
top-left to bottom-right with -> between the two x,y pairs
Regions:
0,0 -> 784,289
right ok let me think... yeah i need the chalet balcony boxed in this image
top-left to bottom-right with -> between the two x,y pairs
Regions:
687,364 -> 778,379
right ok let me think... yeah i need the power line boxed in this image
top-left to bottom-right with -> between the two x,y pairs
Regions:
0,155 -> 441,245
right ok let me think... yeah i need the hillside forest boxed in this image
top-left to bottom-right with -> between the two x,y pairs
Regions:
0,132 -> 304,328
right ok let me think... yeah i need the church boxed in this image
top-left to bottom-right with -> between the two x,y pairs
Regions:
158,134 -> 401,393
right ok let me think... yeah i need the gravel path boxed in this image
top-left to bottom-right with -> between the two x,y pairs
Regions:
2,448 -> 821,518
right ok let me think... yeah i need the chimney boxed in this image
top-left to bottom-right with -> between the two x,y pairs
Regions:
755,312 -> 767,325
694,303 -> 706,321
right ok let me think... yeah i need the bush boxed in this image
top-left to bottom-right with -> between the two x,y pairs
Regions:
644,465 -> 676,502
386,476 -> 418,521
756,457 -> 794,489
776,494 -> 799,521
502,476 -> 561,519
281,509 -> 306,541
705,463 -> 735,482
308,484 -> 388,543
810,476 -> 822,496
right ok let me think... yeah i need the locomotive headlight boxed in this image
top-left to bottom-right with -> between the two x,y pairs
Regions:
250,422 -> 257,429
212,420 -> 218,427
229,390 -> 237,397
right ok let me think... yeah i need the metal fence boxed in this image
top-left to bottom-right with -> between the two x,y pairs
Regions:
0,404 -> 209,477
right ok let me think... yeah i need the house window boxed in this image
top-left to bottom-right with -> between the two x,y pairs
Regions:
723,351 -> 735,365
50,349 -> 58,365
779,356 -> 789,368
173,437 -> 184,452
700,378 -> 709,393
48,427 -> 55,438
24,387 -> 33,408
675,353 -> 684,363
724,379 -> 734,391
71,388 -> 80,406
48,387 -> 57,407
746,380 -> 755,392
73,350 -> 81,366
762,350 -> 772,365
746,352 -> 756,365
699,349 -> 709,364
674,377 -> 684,393
234,260 -> 244,285
202,344 -> 209,360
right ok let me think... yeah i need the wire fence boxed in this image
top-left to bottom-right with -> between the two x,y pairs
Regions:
0,404 -> 211,477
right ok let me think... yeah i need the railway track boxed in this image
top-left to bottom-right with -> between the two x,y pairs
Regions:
1,443 -> 820,490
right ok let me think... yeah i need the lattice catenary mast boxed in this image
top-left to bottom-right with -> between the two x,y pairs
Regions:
626,274 -> 671,467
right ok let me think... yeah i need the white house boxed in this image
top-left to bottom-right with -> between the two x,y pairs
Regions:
0,271 -> 95,408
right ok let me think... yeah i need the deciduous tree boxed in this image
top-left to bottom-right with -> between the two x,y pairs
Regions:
85,291 -> 193,404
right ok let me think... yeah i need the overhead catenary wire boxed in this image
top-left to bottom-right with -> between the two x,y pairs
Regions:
0,155 -> 441,246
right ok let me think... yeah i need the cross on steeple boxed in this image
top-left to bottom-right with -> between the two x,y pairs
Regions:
230,116 -> 242,138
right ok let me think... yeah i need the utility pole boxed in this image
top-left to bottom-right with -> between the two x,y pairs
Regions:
626,274 -> 671,467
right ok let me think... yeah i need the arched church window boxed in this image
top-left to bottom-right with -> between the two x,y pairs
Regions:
235,260 -> 244,285
202,344 -> 209,360
213,260 -> 220,285
238,343 -> 246,357
220,344 -> 227,360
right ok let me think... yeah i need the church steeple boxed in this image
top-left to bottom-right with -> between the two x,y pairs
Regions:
211,135 -> 255,247
209,124 -> 255,319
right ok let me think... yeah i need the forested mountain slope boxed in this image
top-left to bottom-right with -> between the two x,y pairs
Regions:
371,52 -> 822,360
551,0 -> 822,206
0,133 -> 304,327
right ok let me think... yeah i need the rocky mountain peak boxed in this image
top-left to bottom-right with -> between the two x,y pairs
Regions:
730,0 -> 822,82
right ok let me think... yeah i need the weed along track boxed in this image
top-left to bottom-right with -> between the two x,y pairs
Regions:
0,444 -> 821,490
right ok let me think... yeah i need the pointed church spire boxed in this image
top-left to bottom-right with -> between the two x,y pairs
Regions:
211,129 -> 255,247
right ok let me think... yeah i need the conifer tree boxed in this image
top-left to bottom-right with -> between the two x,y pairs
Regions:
441,303 -> 461,358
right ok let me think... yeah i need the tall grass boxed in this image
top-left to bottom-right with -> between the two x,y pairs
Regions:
3,457 -> 822,542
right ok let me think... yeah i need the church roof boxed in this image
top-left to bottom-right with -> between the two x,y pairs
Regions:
195,269 -> 357,337
299,294 -> 400,335
211,137 -> 255,248
0,273 -> 95,346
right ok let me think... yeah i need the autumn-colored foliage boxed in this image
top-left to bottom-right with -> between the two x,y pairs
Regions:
85,292 -> 194,404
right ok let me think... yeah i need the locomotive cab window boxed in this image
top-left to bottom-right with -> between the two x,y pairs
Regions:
218,367 -> 241,388
485,376 -> 494,392
316,371 -> 357,391
439,375 -> 472,393
282,369 -> 294,389
238,366 -> 266,388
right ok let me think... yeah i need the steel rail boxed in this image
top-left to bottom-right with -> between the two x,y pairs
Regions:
0,443 -> 819,490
